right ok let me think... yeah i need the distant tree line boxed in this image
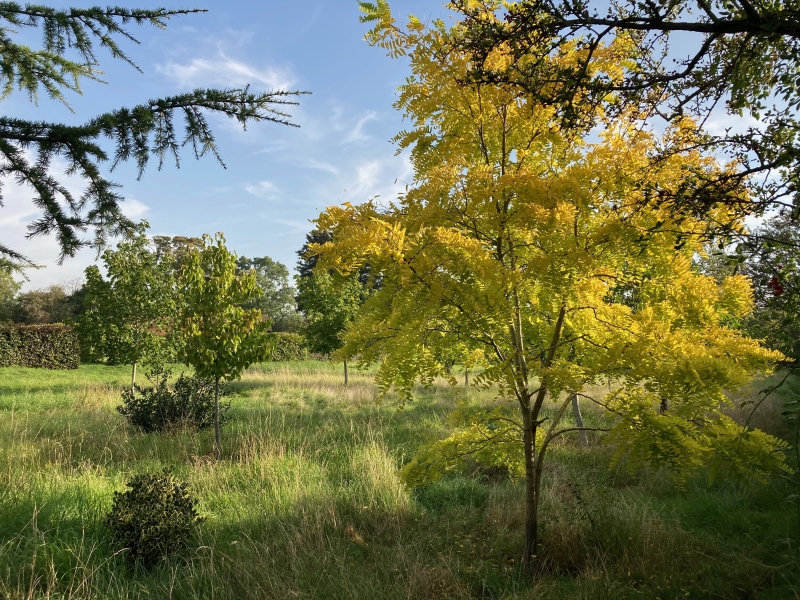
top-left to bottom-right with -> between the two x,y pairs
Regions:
0,274 -> 85,324
0,232 -> 305,334
0,222 -> 379,389
2,215 -> 797,373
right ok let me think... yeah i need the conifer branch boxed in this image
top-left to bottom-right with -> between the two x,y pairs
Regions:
0,4 -> 308,267
0,88 -> 306,263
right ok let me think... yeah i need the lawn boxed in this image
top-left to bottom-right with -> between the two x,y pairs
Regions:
0,362 -> 797,599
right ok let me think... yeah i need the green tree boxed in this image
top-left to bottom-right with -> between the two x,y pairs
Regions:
319,9 -> 790,575
77,224 -> 177,386
236,256 -> 300,332
296,229 -> 372,384
694,213 -> 800,362
0,4 -> 306,268
296,270 -> 365,385
744,213 -> 800,361
152,236 -> 205,275
179,233 -> 271,458
0,266 -> 20,321
10,283 -> 77,324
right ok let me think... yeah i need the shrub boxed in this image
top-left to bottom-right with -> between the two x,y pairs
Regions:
105,468 -> 203,568
0,323 -> 80,369
270,332 -> 307,361
117,366 -> 229,433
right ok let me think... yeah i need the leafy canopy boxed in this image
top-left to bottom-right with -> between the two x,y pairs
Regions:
443,0 -> 800,221
0,266 -> 20,321
322,5 -> 790,492
743,213 -> 800,361
236,255 -> 299,331
295,270 -> 365,358
295,228 -> 370,358
77,222 -> 177,368
179,233 -> 271,383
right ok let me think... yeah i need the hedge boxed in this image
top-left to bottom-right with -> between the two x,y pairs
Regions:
269,332 -> 308,362
0,324 -> 80,369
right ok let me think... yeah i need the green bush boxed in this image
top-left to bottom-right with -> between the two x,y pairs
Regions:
105,468 -> 203,568
269,332 -> 307,361
0,323 -> 80,369
117,366 -> 229,433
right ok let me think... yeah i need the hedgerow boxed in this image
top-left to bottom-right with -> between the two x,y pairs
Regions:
270,332 -> 308,361
0,324 -> 80,369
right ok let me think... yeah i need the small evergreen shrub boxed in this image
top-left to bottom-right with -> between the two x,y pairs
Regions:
117,366 -> 229,433
105,468 -> 203,568
0,324 -> 80,369
270,332 -> 308,361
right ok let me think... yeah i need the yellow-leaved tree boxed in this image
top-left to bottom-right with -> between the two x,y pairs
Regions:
312,2 -> 791,575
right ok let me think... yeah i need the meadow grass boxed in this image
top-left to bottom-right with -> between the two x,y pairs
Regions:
0,362 -> 797,599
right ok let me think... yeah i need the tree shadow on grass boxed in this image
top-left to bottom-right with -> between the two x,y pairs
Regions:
198,491 -> 524,600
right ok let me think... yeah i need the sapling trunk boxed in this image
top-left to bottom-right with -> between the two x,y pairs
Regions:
571,393 -> 588,447
131,362 -> 137,390
521,406 -> 539,574
465,368 -> 469,387
214,376 -> 221,459
344,359 -> 349,387
519,303 -> 567,577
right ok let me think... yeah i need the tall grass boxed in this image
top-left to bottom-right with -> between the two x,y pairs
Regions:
0,362 -> 796,599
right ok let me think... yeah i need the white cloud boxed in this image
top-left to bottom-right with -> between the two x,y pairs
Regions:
704,112 -> 761,137
0,182 -> 97,291
120,198 -> 150,219
156,50 -> 296,91
1,176 -> 152,291
340,152 -> 413,201
244,180 -> 280,199
258,217 -> 311,235
352,160 -> 382,195
306,159 -> 339,175
344,111 -> 379,143
0,204 -> 37,228
252,140 -> 291,155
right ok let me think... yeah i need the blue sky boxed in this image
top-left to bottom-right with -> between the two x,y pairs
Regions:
2,1 -> 453,289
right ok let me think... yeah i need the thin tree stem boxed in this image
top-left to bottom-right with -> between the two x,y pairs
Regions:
214,377 -> 221,460
571,393 -> 588,447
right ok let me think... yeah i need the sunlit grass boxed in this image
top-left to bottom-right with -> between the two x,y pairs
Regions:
0,362 -> 796,599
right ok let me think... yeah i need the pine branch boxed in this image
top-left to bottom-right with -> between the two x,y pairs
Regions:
0,88 -> 308,263
0,5 -> 207,108
0,4 -> 309,266
0,4 -> 207,65
0,242 -> 38,273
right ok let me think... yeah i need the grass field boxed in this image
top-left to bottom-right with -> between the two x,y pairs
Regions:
0,361 -> 797,599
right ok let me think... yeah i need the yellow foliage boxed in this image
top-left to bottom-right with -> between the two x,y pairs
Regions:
400,403 -> 531,488
316,6 -> 790,488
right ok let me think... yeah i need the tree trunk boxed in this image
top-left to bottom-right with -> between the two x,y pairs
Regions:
465,368 -> 469,387
521,406 -> 539,575
344,359 -> 349,387
214,377 -> 221,460
518,304 -> 566,577
571,393 -> 588,447
130,362 -> 137,390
